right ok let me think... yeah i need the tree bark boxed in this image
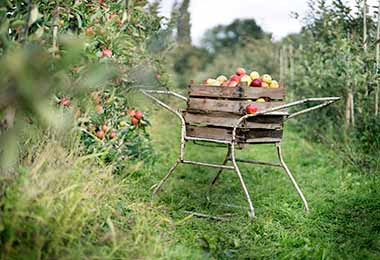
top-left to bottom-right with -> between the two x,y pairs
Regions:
376,0 -> 380,115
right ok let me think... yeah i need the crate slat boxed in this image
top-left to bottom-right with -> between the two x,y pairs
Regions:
183,112 -> 283,129
186,125 -> 283,143
188,98 -> 285,114
188,85 -> 285,100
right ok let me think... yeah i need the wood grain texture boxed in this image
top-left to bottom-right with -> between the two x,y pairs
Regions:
187,98 -> 285,114
188,85 -> 285,100
186,125 -> 283,143
183,112 -> 283,129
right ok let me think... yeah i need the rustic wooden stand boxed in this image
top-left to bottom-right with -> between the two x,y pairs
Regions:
130,85 -> 340,219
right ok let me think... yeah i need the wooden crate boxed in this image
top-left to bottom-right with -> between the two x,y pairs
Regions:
185,84 -> 287,143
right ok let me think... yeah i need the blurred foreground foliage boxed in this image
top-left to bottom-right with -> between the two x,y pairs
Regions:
0,0 -> 174,173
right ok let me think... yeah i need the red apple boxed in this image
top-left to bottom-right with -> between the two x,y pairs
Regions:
246,104 -> 258,114
230,75 -> 241,83
251,79 -> 262,87
131,117 -> 139,126
228,81 -> 238,87
222,80 -> 230,87
85,27 -> 94,36
236,67 -> 246,76
128,109 -> 136,117
60,97 -> 71,107
109,130 -> 116,139
95,105 -> 103,113
135,111 -> 143,120
96,130 -> 105,139
101,49 -> 112,58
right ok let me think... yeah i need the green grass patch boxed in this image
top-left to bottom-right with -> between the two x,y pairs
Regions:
1,108 -> 380,259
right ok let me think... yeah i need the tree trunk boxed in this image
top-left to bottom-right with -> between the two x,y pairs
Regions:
376,0 -> 380,115
363,0 -> 369,96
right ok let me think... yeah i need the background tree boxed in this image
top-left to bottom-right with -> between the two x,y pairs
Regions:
201,19 -> 269,53
176,0 -> 191,46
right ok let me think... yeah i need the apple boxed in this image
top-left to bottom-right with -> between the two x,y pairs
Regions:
216,75 -> 228,84
102,124 -> 108,132
230,75 -> 241,83
119,121 -> 127,127
101,49 -> 112,58
262,82 -> 270,88
236,67 -> 246,76
251,79 -> 262,87
155,74 -> 161,80
250,71 -> 260,80
228,80 -> 239,87
135,111 -> 143,120
256,98 -> 266,102
246,104 -> 258,114
131,117 -> 139,126
95,105 -> 103,113
109,130 -> 116,139
128,109 -> 136,117
270,80 -> 279,88
206,79 -> 220,86
261,74 -> 272,84
60,97 -> 71,107
85,27 -> 94,36
222,80 -> 230,87
240,75 -> 252,86
96,130 -> 105,139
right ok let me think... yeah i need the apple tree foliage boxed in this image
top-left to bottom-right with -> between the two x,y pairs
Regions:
285,0 -> 380,171
0,0 -> 171,173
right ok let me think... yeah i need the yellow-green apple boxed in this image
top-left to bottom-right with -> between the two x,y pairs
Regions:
251,78 -> 262,87
206,79 -> 221,86
270,80 -> 279,88
261,74 -> 272,84
246,104 -> 258,114
250,71 -> 260,80
256,98 -> 266,102
240,75 -> 252,86
216,75 -> 228,84
236,67 -> 246,76
261,82 -> 270,88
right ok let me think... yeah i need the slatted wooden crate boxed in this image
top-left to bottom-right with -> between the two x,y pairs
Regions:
184,84 -> 287,143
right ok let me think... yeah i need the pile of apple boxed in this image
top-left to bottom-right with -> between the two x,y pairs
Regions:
204,68 -> 279,88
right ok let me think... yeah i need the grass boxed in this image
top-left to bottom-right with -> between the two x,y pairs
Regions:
1,106 -> 380,259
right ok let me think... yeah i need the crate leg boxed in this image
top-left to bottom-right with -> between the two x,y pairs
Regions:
231,145 -> 255,219
276,143 -> 309,212
206,145 -> 231,202
151,160 -> 180,199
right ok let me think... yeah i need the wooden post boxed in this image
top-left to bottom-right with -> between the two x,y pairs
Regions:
376,0 -> 380,115
52,7 -> 59,57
